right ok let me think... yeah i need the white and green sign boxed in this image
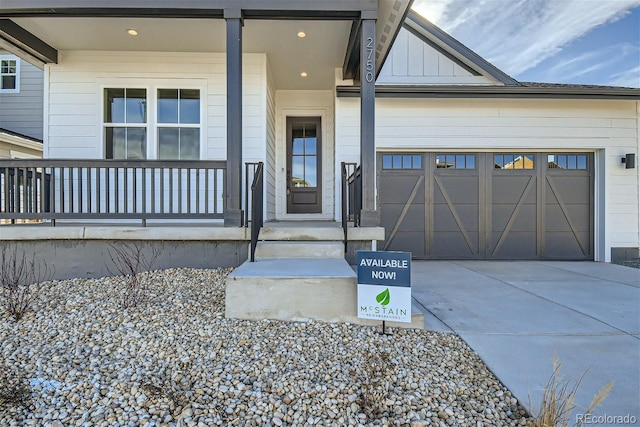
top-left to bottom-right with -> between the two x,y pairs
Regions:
357,251 -> 411,323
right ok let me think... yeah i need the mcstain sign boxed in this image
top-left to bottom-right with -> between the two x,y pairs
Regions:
357,251 -> 411,323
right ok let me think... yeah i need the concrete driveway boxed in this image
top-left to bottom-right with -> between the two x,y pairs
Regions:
411,261 -> 639,425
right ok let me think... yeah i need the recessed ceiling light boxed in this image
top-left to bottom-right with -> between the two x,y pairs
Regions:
127,29 -> 138,36
297,31 -> 306,38
300,72 -> 308,77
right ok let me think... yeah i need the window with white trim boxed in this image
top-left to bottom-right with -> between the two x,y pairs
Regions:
157,89 -> 200,160
104,88 -> 148,159
0,55 -> 20,93
103,87 -> 201,160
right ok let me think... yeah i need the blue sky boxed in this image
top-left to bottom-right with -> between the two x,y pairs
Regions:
412,0 -> 640,88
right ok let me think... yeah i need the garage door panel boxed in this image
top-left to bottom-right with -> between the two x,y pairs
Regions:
432,232 -> 479,258
545,231 -> 589,259
434,177 -> 479,204
545,205 -> 590,232
546,177 -> 590,204
380,204 -> 425,231
490,232 -> 537,259
379,176 -> 425,204
434,204 -> 479,232
385,231 -> 426,258
492,204 -> 537,232
492,176 -> 537,204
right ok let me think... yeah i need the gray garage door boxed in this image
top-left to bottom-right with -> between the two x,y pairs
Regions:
378,152 -> 593,260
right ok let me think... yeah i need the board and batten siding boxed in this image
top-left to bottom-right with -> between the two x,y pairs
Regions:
265,62 -> 277,220
334,97 -> 640,262
376,28 -> 499,86
44,51 -> 268,166
0,56 -> 44,140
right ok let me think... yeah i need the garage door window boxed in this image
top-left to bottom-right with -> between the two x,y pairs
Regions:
494,154 -> 534,169
547,154 -> 588,170
436,154 -> 476,169
382,154 -> 422,170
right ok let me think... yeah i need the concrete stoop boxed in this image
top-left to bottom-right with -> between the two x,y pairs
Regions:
226,257 -> 424,329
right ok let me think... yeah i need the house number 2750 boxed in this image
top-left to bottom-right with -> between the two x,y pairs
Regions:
365,37 -> 374,83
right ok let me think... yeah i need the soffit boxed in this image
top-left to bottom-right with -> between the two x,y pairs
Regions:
11,17 -> 351,90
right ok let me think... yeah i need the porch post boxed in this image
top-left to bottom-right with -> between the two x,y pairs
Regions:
224,9 -> 243,226
360,14 -> 377,226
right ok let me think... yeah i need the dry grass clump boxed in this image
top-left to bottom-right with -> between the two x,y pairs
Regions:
528,354 -> 613,427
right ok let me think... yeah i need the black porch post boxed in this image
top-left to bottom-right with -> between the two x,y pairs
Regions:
224,9 -> 243,226
360,14 -> 377,226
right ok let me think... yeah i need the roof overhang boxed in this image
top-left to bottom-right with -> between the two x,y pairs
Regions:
1,0 -> 412,90
336,85 -> 640,100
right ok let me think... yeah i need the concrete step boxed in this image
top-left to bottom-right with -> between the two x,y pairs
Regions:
253,241 -> 344,259
258,226 -> 385,242
226,258 -> 423,328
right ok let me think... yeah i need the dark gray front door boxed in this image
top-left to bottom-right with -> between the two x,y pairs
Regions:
378,152 -> 593,260
286,117 -> 322,214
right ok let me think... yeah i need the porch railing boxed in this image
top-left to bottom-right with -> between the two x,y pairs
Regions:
341,162 -> 361,250
243,162 -> 261,227
249,162 -> 264,262
0,159 -> 226,225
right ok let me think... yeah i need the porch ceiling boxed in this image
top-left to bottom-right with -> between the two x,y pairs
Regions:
10,17 -> 352,90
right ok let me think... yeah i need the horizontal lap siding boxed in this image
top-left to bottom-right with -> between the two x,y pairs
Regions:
45,51 -> 266,163
0,59 -> 44,140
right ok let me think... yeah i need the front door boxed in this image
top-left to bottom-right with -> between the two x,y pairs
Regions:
286,116 -> 322,213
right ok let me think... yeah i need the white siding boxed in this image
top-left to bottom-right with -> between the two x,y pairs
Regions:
275,90 -> 335,219
335,97 -> 640,261
0,56 -> 44,140
377,28 -> 499,86
44,51 -> 266,162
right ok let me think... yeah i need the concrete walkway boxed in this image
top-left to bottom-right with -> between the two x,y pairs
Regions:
410,261 -> 639,425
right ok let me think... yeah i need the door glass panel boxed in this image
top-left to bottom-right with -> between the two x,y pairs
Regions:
305,157 -> 317,187
413,155 -> 422,169
292,156 -> 304,187
568,155 -> 577,169
577,155 -> 587,169
305,137 -> 317,155
466,155 -> 475,169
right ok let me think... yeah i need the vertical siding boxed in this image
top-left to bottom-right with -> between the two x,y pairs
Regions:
0,57 -> 44,140
377,28 -> 498,85
334,97 -> 639,261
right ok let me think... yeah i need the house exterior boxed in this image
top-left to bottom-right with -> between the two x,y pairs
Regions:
0,51 -> 43,158
1,1 -> 639,266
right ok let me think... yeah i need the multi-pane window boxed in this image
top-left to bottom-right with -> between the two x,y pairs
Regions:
103,87 -> 201,160
157,89 -> 200,160
494,154 -> 534,169
0,55 -> 19,92
382,154 -> 422,170
291,122 -> 318,187
547,154 -> 588,170
104,88 -> 147,159
436,154 -> 476,169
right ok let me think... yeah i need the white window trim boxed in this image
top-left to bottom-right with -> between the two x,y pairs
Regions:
0,54 -> 20,93
99,80 -> 206,160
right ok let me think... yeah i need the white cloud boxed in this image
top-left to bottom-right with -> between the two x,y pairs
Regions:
610,66 -> 640,87
412,0 -> 640,78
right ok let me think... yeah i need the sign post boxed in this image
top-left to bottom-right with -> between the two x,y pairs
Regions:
356,251 -> 411,333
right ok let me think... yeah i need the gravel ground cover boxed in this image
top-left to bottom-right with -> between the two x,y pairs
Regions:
1,268 -> 530,426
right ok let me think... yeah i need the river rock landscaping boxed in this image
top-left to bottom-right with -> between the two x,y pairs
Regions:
1,268 -> 530,426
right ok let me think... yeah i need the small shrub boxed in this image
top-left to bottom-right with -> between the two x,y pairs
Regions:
357,349 -> 396,420
107,242 -> 162,308
0,361 -> 31,411
0,247 -> 53,321
529,354 -> 613,427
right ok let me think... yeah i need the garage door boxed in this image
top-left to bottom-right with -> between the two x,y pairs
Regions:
378,152 -> 593,260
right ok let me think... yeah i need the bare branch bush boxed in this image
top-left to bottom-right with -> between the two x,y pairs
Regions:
0,358 -> 31,411
107,242 -> 162,308
1,247 -> 53,321
357,350 -> 396,420
141,359 -> 194,414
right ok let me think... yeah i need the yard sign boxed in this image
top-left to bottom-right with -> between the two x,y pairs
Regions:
357,251 -> 411,323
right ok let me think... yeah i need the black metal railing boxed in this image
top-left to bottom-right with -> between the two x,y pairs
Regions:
244,162 -> 261,227
341,162 -> 361,250
249,162 -> 264,262
0,159 -> 226,225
